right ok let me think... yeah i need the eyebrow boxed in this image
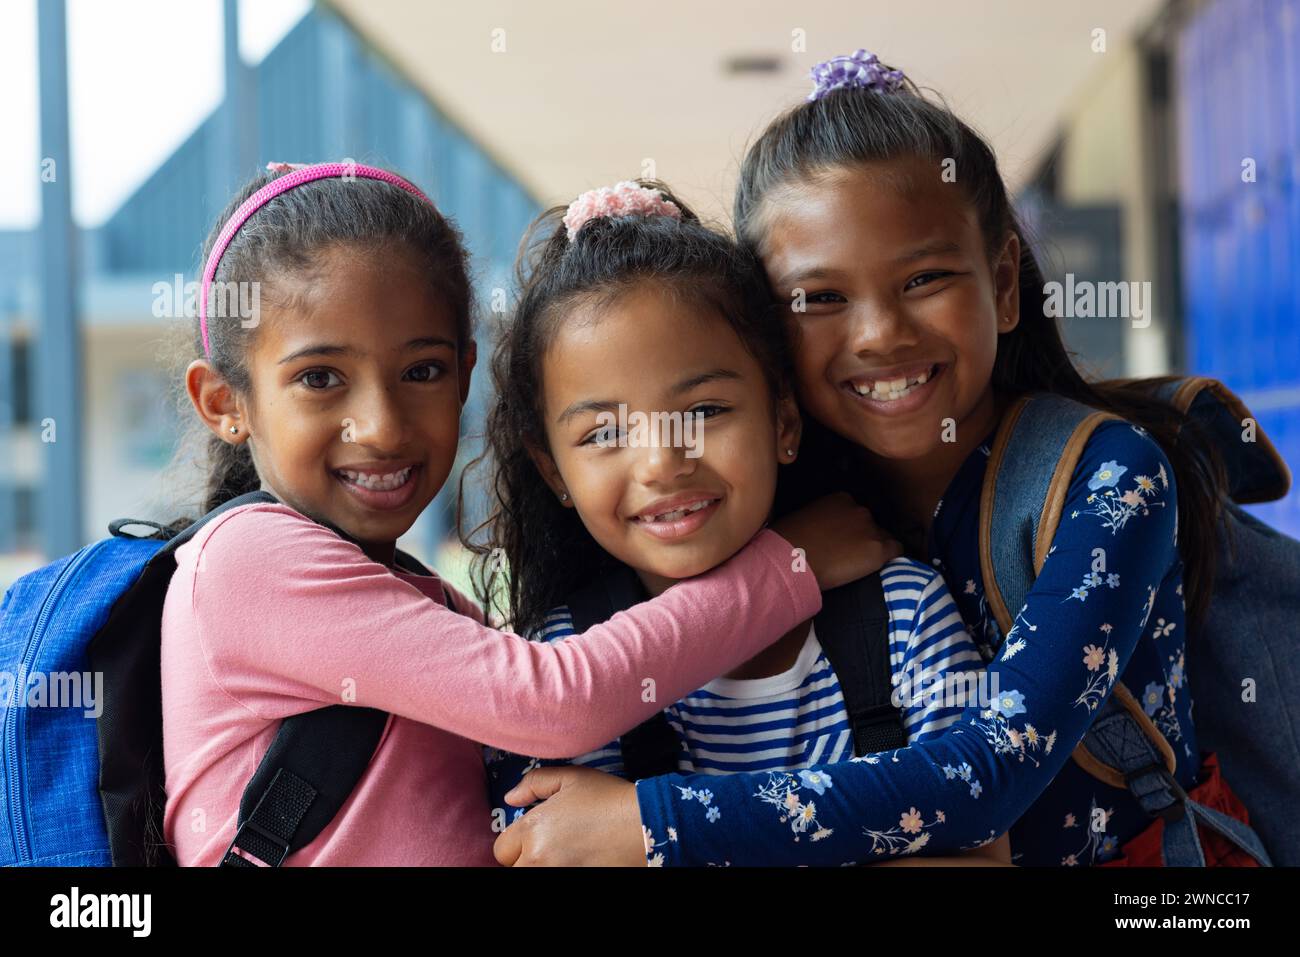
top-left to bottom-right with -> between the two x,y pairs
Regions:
773,265 -> 843,289
555,368 -> 742,426
774,240 -> 965,288
892,239 -> 963,264
278,336 -> 457,365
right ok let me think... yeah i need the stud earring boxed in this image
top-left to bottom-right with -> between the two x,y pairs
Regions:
560,492 -> 569,502
229,425 -> 238,434
786,448 -> 795,458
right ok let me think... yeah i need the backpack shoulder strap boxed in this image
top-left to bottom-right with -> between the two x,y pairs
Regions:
220,495 -> 420,866
977,397 -> 1183,786
221,706 -> 390,867
93,490 -> 283,865
814,571 -> 907,755
158,490 -> 279,555
566,566 -> 681,781
392,549 -> 433,577
978,394 -> 1120,630
1073,687 -> 1271,865
566,564 -> 647,623
93,489 -> 393,867
980,391 -> 1274,865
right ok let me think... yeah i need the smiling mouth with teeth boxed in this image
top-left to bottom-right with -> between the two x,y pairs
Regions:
634,499 -> 719,523
848,364 -> 939,401
337,466 -> 415,491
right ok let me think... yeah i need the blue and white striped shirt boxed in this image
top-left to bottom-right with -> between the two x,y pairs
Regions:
485,557 -> 984,829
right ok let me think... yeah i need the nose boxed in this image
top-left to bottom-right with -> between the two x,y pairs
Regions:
846,299 -> 921,357
344,382 -> 411,452
630,420 -> 698,486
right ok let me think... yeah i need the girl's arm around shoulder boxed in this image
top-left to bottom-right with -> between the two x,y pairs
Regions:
632,423 -> 1181,866
182,503 -> 821,758
438,578 -> 486,625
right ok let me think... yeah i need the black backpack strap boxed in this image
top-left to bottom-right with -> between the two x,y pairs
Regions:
392,549 -> 434,576
565,564 -> 647,626
618,718 -> 682,781
93,489 -> 393,867
221,706 -> 389,867
815,572 -> 907,756
156,490 -> 280,554
222,544 -> 463,866
108,517 -> 170,539
92,490 -> 281,866
218,507 -> 430,866
566,567 -> 681,781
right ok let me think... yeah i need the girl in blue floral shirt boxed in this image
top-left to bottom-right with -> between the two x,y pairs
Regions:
493,50 -> 1250,867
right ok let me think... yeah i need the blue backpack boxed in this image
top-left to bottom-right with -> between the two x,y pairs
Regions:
981,376 -> 1297,866
1,491 -> 437,867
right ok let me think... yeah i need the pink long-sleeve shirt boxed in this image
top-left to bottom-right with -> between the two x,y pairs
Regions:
160,502 -> 820,866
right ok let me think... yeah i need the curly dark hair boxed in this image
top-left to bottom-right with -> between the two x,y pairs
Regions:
458,181 -> 793,635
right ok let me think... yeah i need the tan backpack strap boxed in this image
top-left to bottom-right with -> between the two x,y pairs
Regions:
978,396 -> 1173,787
1171,375 -> 1215,414
978,399 -> 1119,624
1071,682 -> 1178,787
977,396 -> 1029,636
1033,410 -> 1120,574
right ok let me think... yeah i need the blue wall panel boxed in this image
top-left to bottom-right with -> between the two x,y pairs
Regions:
1178,0 -> 1300,535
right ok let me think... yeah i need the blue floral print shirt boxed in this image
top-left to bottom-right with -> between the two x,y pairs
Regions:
634,419 -> 1198,866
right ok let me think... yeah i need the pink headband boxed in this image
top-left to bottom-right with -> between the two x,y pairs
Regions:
199,161 -> 433,357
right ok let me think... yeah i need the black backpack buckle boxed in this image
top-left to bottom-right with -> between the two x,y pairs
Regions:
221,819 -> 291,868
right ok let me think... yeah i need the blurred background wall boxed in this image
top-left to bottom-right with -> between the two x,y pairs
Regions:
1,0 -> 1297,592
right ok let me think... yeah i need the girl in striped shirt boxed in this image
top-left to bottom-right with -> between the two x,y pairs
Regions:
462,181 -> 998,859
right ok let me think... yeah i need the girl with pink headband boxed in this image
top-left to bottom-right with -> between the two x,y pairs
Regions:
160,160 -> 885,865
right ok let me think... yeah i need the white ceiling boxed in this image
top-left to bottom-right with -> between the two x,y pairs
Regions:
328,0 -> 1165,220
